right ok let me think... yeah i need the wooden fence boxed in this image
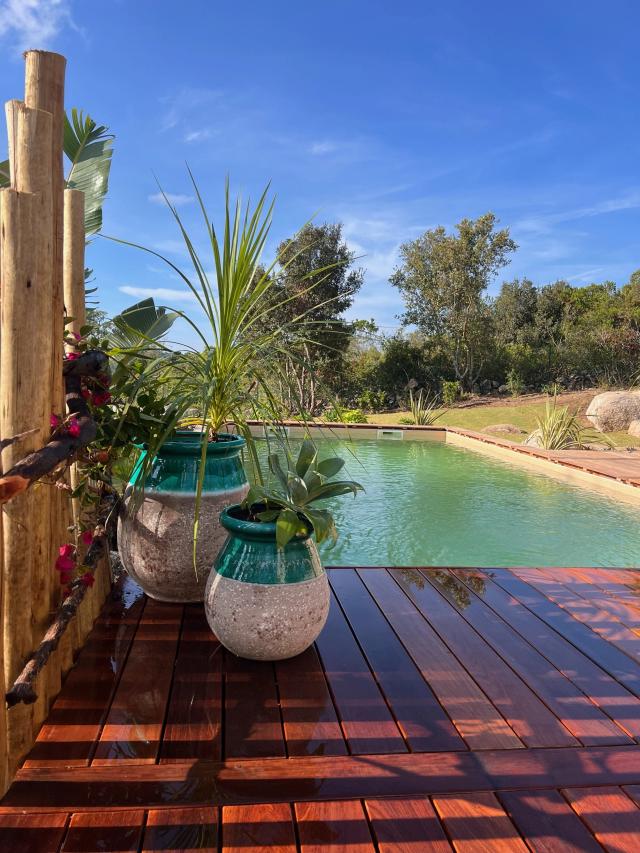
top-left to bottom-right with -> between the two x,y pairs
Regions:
0,52 -> 112,796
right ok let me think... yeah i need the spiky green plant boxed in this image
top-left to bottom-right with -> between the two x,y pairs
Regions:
409,389 -> 443,426
531,397 -> 611,450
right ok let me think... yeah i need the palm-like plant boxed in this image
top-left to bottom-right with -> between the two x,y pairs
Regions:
530,397 -> 611,450
409,388 -> 443,425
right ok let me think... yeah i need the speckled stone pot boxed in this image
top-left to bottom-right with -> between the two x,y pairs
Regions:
205,505 -> 329,660
118,432 -> 248,603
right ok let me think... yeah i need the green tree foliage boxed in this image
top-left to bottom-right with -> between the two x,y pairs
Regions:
390,213 -> 517,389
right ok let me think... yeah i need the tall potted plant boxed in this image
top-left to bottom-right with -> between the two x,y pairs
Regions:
114,177 -> 335,602
205,440 -> 363,659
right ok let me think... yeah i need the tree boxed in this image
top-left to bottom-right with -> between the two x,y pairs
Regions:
390,213 -> 516,389
493,278 -> 538,345
261,223 -> 364,414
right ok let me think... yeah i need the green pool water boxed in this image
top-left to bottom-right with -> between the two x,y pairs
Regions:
266,439 -> 640,568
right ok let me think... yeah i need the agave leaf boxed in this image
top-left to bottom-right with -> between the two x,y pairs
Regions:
304,507 -> 337,545
256,509 -> 279,522
307,481 -> 363,502
287,473 -> 308,505
64,108 -> 114,236
316,456 -> 345,478
303,468 -> 323,492
0,159 -> 9,188
276,507 -> 306,549
268,453 -> 289,492
295,438 -> 317,478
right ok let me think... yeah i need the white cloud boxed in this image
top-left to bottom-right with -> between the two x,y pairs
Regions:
515,191 -> 640,235
309,140 -> 339,156
119,286 -> 197,303
0,0 -> 71,51
160,87 -> 222,132
153,239 -> 189,256
148,192 -> 194,207
184,128 -> 213,143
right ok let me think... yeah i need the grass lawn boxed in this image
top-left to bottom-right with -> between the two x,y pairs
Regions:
366,392 -> 640,449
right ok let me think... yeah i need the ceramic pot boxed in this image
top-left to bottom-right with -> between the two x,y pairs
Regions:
118,432 -> 248,602
205,504 -> 329,660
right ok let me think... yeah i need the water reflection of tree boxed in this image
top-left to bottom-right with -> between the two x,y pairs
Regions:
393,568 -> 486,610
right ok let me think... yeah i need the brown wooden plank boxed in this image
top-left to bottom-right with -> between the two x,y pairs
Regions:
143,806 -> 218,852
563,786 -> 640,853
514,568 -> 640,661
296,800 -> 376,852
7,745 -> 640,810
392,569 -> 576,747
276,645 -> 348,756
224,652 -> 286,758
0,812 -> 68,853
92,600 -> 183,764
499,789 -> 602,853
366,797 -> 452,852
560,569 -> 640,628
222,803 -> 296,852
359,569 -> 522,750
453,570 -> 640,740
61,809 -> 145,851
429,570 -> 629,746
330,569 -> 464,752
314,589 -> 406,754
491,569 -> 640,698
24,578 -> 146,767
432,792 -> 528,852
159,605 -> 222,763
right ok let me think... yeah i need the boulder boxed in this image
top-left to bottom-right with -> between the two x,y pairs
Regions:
586,391 -> 640,432
523,429 -> 542,447
498,384 -> 510,395
629,419 -> 640,438
483,423 -> 526,436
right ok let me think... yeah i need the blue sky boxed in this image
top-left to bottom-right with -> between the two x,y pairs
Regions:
0,0 -> 639,336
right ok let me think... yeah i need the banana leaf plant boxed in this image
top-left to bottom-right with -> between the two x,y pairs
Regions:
1,108 -> 114,237
241,439 -> 364,549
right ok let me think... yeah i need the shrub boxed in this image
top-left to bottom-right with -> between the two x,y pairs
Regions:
529,398 -> 611,450
357,389 -> 386,413
506,368 -> 525,397
398,416 -> 414,424
441,380 -> 461,406
409,389 -> 443,425
324,406 -> 368,424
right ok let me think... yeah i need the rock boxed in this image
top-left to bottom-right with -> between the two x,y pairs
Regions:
491,380 -> 500,388
523,429 -> 542,447
629,419 -> 640,437
586,391 -> 640,432
480,379 -> 493,394
483,423 -> 527,436
498,384 -> 510,395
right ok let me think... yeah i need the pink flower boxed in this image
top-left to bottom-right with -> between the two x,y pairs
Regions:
92,391 -> 112,407
59,544 -> 75,558
72,332 -> 82,342
81,572 -> 95,587
55,555 -> 75,572
67,418 -> 81,438
65,352 -> 80,361
59,571 -> 72,585
50,413 -> 61,430
81,388 -> 92,400
81,530 -> 93,546
97,373 -> 111,388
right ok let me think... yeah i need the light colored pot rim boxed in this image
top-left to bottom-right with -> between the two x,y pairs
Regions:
220,503 -> 313,543
145,431 -> 246,457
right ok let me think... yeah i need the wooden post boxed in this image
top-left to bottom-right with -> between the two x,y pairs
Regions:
0,189 -> 39,763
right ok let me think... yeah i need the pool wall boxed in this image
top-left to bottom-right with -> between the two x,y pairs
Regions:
247,420 -> 640,506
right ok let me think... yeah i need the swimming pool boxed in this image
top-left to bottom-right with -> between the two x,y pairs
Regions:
274,439 -> 640,568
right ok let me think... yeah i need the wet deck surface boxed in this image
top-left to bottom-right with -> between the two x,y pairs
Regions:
4,566 -> 640,850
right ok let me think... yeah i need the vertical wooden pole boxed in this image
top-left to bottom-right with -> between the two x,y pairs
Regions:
0,189 -> 39,765
23,52 -> 68,715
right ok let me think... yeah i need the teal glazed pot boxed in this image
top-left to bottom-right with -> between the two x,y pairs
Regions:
204,504 -> 330,660
118,432 -> 249,603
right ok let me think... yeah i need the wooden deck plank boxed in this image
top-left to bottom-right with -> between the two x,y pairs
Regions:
454,570 -> 640,740
276,645 -> 348,756
490,569 -> 640,697
514,568 -> 640,661
91,600 -> 183,764
222,803 -> 296,852
223,652 -> 286,758
159,605 -> 223,763
24,579 -> 146,767
314,591 -> 406,754
142,806 -> 218,852
359,569 -> 522,750
295,800 -> 376,852
499,789 -> 603,853
7,745 -> 640,810
563,786 -> 640,853
365,797 -> 452,852
60,810 -> 145,852
560,568 -> 640,628
392,569 -> 577,747
432,791 -> 528,852
329,569 -> 464,752
0,812 -> 68,853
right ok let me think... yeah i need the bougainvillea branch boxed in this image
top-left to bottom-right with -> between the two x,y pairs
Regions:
5,491 -> 117,707
0,350 -> 109,504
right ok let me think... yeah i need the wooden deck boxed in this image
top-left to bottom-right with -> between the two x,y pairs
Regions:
4,566 -> 640,850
